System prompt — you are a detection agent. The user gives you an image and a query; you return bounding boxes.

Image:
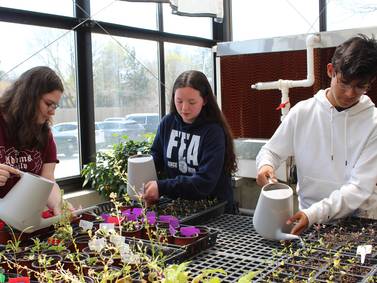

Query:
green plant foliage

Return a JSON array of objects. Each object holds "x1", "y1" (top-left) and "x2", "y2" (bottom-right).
[
  {"x1": 237, "y1": 271, "x2": 258, "y2": 283},
  {"x1": 162, "y1": 261, "x2": 191, "y2": 283},
  {"x1": 81, "y1": 135, "x2": 154, "y2": 198},
  {"x1": 192, "y1": 268, "x2": 227, "y2": 283}
]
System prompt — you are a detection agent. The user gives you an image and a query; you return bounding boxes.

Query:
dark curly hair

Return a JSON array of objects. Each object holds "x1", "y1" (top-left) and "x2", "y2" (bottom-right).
[{"x1": 0, "y1": 66, "x2": 63, "y2": 150}]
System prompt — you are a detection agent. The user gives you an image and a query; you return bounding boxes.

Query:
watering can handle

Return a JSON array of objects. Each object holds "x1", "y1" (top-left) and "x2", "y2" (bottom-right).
[{"x1": 267, "y1": 176, "x2": 278, "y2": 184}]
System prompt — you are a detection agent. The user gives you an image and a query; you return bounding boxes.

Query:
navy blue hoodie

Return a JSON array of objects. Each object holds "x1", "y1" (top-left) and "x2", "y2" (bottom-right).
[{"x1": 151, "y1": 113, "x2": 234, "y2": 212}]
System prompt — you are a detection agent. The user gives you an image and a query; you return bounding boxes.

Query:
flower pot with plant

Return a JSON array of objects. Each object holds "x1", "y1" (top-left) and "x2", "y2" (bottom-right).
[
  {"x1": 173, "y1": 226, "x2": 200, "y2": 246},
  {"x1": 81, "y1": 137, "x2": 154, "y2": 199}
]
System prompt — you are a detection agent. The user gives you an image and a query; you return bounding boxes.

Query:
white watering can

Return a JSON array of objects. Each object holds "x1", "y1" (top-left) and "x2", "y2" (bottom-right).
[
  {"x1": 253, "y1": 180, "x2": 300, "y2": 241},
  {"x1": 0, "y1": 172, "x2": 92, "y2": 233},
  {"x1": 127, "y1": 154, "x2": 157, "y2": 200}
]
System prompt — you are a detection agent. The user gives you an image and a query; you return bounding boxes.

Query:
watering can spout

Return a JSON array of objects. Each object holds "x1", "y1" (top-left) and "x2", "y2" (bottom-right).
[{"x1": 276, "y1": 231, "x2": 300, "y2": 241}]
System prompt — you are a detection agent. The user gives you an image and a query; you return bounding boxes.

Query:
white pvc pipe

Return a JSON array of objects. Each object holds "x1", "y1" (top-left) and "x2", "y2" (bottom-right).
[{"x1": 251, "y1": 34, "x2": 320, "y2": 120}]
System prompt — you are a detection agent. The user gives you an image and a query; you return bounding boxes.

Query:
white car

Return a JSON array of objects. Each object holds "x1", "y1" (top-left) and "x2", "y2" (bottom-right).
[
  {"x1": 104, "y1": 117, "x2": 128, "y2": 122},
  {"x1": 125, "y1": 113, "x2": 160, "y2": 134},
  {"x1": 52, "y1": 122, "x2": 105, "y2": 156}
]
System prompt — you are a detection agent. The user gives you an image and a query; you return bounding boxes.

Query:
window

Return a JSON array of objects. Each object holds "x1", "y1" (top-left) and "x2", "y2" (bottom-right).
[
  {"x1": 163, "y1": 3, "x2": 212, "y2": 39},
  {"x1": 0, "y1": 0, "x2": 73, "y2": 16},
  {"x1": 92, "y1": 34, "x2": 159, "y2": 149},
  {"x1": 327, "y1": 0, "x2": 377, "y2": 31},
  {"x1": 164, "y1": 43, "x2": 214, "y2": 111},
  {"x1": 91, "y1": 0, "x2": 158, "y2": 30},
  {"x1": 232, "y1": 0, "x2": 319, "y2": 41},
  {"x1": 0, "y1": 2, "x2": 216, "y2": 189},
  {"x1": 0, "y1": 22, "x2": 78, "y2": 179}
]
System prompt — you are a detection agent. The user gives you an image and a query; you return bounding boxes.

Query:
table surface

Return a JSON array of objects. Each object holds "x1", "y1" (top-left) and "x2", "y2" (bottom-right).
[
  {"x1": 188, "y1": 214, "x2": 377, "y2": 282},
  {"x1": 188, "y1": 214, "x2": 281, "y2": 281}
]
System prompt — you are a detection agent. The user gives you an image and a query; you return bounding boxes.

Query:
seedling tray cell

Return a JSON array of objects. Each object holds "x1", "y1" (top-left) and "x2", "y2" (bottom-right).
[
  {"x1": 127, "y1": 237, "x2": 186, "y2": 265},
  {"x1": 187, "y1": 250, "x2": 272, "y2": 282},
  {"x1": 156, "y1": 199, "x2": 226, "y2": 225},
  {"x1": 316, "y1": 271, "x2": 365, "y2": 282},
  {"x1": 205, "y1": 214, "x2": 287, "y2": 261}
]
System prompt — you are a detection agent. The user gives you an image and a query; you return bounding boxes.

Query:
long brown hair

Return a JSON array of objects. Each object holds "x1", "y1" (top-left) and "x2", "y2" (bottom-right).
[
  {"x1": 170, "y1": 70, "x2": 237, "y2": 174},
  {"x1": 0, "y1": 66, "x2": 63, "y2": 150}
]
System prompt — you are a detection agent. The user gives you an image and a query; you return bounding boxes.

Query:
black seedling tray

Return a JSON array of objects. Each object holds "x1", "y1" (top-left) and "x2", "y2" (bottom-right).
[
  {"x1": 256, "y1": 253, "x2": 377, "y2": 282},
  {"x1": 170, "y1": 226, "x2": 220, "y2": 261},
  {"x1": 126, "y1": 237, "x2": 186, "y2": 265},
  {"x1": 91, "y1": 198, "x2": 226, "y2": 225},
  {"x1": 188, "y1": 214, "x2": 377, "y2": 282},
  {"x1": 187, "y1": 249, "x2": 270, "y2": 282},
  {"x1": 179, "y1": 201, "x2": 226, "y2": 225}
]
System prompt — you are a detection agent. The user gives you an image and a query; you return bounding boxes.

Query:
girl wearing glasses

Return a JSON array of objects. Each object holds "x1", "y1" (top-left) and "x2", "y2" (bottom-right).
[{"x1": 0, "y1": 66, "x2": 66, "y2": 215}]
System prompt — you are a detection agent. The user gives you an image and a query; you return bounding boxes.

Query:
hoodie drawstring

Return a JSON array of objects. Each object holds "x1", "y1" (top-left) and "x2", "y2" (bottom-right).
[
  {"x1": 344, "y1": 112, "x2": 348, "y2": 166},
  {"x1": 330, "y1": 107, "x2": 348, "y2": 167},
  {"x1": 330, "y1": 107, "x2": 334, "y2": 161}
]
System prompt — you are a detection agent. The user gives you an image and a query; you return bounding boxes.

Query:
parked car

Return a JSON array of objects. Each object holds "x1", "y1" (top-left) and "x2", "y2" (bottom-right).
[
  {"x1": 52, "y1": 122, "x2": 106, "y2": 157},
  {"x1": 104, "y1": 117, "x2": 128, "y2": 122},
  {"x1": 125, "y1": 113, "x2": 160, "y2": 134},
  {"x1": 51, "y1": 122, "x2": 78, "y2": 157},
  {"x1": 101, "y1": 120, "x2": 145, "y2": 146}
]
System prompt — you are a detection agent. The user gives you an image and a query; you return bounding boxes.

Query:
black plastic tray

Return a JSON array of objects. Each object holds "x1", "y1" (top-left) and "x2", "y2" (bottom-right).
[
  {"x1": 126, "y1": 236, "x2": 187, "y2": 265},
  {"x1": 164, "y1": 226, "x2": 220, "y2": 262},
  {"x1": 91, "y1": 199, "x2": 226, "y2": 226},
  {"x1": 187, "y1": 214, "x2": 377, "y2": 282},
  {"x1": 179, "y1": 201, "x2": 226, "y2": 225}
]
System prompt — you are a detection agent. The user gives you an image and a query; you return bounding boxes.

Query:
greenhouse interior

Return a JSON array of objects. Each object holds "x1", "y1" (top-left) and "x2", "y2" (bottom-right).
[{"x1": 1, "y1": 0, "x2": 377, "y2": 282}]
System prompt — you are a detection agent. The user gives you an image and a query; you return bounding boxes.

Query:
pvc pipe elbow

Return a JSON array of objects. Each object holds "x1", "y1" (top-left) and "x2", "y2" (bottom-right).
[{"x1": 306, "y1": 34, "x2": 320, "y2": 47}]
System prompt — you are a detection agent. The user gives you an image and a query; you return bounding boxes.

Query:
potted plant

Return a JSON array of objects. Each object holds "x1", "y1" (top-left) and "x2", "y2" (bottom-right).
[
  {"x1": 81, "y1": 137, "x2": 154, "y2": 198},
  {"x1": 172, "y1": 226, "x2": 200, "y2": 246}
]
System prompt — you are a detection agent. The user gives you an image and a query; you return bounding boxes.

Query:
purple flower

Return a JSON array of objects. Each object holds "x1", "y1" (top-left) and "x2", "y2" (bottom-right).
[
  {"x1": 158, "y1": 215, "x2": 180, "y2": 228},
  {"x1": 169, "y1": 216, "x2": 179, "y2": 228},
  {"x1": 121, "y1": 209, "x2": 131, "y2": 218},
  {"x1": 180, "y1": 226, "x2": 200, "y2": 237},
  {"x1": 127, "y1": 214, "x2": 137, "y2": 222},
  {"x1": 146, "y1": 211, "x2": 156, "y2": 225},
  {"x1": 101, "y1": 213, "x2": 110, "y2": 222},
  {"x1": 169, "y1": 224, "x2": 177, "y2": 236},
  {"x1": 132, "y1": 207, "x2": 143, "y2": 218},
  {"x1": 159, "y1": 215, "x2": 171, "y2": 223}
]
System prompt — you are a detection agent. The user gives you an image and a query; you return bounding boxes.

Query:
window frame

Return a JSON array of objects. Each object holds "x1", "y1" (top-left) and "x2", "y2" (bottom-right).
[{"x1": 0, "y1": 1, "x2": 221, "y2": 192}]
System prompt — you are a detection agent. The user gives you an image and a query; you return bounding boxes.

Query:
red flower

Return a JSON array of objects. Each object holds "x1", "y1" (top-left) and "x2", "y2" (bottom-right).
[
  {"x1": 48, "y1": 237, "x2": 61, "y2": 246},
  {"x1": 107, "y1": 216, "x2": 123, "y2": 225},
  {"x1": 9, "y1": 278, "x2": 30, "y2": 283},
  {"x1": 42, "y1": 209, "x2": 54, "y2": 219}
]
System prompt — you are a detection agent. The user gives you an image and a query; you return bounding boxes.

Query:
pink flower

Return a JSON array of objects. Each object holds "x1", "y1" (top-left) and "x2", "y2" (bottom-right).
[{"x1": 180, "y1": 226, "x2": 200, "y2": 237}]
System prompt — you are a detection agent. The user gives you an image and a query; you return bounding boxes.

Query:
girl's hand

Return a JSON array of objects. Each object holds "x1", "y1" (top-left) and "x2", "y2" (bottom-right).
[
  {"x1": 143, "y1": 181, "x2": 159, "y2": 206},
  {"x1": 0, "y1": 164, "x2": 20, "y2": 187}
]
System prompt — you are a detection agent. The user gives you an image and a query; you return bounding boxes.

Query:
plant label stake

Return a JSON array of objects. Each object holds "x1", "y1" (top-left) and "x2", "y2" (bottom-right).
[
  {"x1": 79, "y1": 219, "x2": 93, "y2": 231},
  {"x1": 99, "y1": 222, "x2": 115, "y2": 232},
  {"x1": 356, "y1": 244, "x2": 372, "y2": 264},
  {"x1": 110, "y1": 234, "x2": 126, "y2": 247}
]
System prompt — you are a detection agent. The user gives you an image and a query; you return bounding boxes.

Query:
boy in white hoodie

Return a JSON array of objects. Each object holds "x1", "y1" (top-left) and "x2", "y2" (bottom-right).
[{"x1": 256, "y1": 34, "x2": 377, "y2": 235}]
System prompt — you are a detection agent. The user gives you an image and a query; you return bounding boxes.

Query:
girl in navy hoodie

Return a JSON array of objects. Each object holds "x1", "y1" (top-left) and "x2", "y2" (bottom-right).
[{"x1": 143, "y1": 70, "x2": 237, "y2": 213}]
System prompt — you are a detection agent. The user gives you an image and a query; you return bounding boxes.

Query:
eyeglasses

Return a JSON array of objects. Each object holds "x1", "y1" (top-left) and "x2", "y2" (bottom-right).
[
  {"x1": 43, "y1": 99, "x2": 59, "y2": 110},
  {"x1": 334, "y1": 73, "x2": 370, "y2": 95}
]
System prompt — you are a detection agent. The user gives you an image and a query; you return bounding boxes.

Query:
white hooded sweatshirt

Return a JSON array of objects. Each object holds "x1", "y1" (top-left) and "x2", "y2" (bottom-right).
[{"x1": 256, "y1": 89, "x2": 377, "y2": 226}]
